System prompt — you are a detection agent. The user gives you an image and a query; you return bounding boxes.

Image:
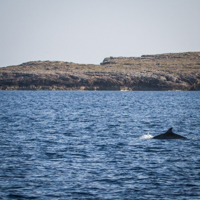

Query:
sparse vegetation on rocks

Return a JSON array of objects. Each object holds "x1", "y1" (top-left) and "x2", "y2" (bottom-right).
[{"x1": 0, "y1": 52, "x2": 200, "y2": 90}]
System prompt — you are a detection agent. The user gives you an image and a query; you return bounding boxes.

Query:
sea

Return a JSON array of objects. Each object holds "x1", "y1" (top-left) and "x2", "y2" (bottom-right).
[{"x1": 0, "y1": 91, "x2": 200, "y2": 200}]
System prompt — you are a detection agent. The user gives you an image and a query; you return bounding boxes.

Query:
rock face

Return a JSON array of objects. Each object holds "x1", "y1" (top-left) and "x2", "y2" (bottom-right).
[{"x1": 0, "y1": 52, "x2": 200, "y2": 90}]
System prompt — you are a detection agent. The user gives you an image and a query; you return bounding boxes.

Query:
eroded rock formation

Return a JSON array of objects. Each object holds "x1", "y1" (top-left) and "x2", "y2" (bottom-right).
[{"x1": 0, "y1": 52, "x2": 200, "y2": 90}]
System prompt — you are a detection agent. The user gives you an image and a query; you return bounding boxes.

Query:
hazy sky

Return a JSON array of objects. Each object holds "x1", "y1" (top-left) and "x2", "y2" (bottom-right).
[{"x1": 0, "y1": 0, "x2": 200, "y2": 67}]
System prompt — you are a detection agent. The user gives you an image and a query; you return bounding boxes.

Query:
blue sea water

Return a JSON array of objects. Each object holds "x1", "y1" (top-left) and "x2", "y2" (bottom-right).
[{"x1": 0, "y1": 91, "x2": 200, "y2": 200}]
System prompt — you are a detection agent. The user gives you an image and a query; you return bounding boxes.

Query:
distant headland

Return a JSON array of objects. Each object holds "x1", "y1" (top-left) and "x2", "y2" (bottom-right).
[{"x1": 0, "y1": 52, "x2": 200, "y2": 91}]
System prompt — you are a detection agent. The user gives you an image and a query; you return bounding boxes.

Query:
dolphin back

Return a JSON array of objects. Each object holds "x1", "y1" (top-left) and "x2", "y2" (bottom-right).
[{"x1": 153, "y1": 128, "x2": 187, "y2": 139}]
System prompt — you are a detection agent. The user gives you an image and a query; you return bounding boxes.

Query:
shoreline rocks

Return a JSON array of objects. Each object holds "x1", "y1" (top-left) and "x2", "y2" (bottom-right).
[{"x1": 0, "y1": 52, "x2": 200, "y2": 91}]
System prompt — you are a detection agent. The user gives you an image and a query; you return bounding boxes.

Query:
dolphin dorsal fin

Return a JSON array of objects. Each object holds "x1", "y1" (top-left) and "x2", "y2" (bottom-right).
[{"x1": 166, "y1": 127, "x2": 173, "y2": 134}]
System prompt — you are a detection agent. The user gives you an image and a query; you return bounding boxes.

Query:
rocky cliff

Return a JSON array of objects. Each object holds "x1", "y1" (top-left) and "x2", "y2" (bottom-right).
[{"x1": 0, "y1": 52, "x2": 200, "y2": 90}]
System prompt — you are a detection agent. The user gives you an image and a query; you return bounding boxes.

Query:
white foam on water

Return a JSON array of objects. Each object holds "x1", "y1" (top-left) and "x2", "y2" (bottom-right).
[{"x1": 140, "y1": 133, "x2": 153, "y2": 139}]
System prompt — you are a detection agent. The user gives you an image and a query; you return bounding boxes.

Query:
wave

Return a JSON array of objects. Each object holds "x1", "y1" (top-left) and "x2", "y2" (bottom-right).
[{"x1": 140, "y1": 133, "x2": 153, "y2": 139}]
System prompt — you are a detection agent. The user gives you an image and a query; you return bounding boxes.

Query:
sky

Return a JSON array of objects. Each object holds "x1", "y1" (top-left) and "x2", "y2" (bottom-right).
[{"x1": 0, "y1": 0, "x2": 200, "y2": 67}]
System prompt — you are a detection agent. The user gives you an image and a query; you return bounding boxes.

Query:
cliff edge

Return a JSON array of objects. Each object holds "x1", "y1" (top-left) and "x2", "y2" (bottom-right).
[{"x1": 0, "y1": 52, "x2": 200, "y2": 90}]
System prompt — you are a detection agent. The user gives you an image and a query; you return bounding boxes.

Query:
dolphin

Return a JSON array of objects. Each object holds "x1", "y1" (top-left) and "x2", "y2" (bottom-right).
[{"x1": 153, "y1": 128, "x2": 187, "y2": 139}]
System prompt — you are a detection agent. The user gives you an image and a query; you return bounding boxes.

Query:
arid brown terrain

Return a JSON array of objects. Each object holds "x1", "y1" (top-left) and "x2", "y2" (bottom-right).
[{"x1": 0, "y1": 52, "x2": 200, "y2": 90}]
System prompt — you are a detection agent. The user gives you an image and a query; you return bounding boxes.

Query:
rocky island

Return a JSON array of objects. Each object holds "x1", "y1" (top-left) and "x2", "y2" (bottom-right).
[{"x1": 0, "y1": 52, "x2": 200, "y2": 90}]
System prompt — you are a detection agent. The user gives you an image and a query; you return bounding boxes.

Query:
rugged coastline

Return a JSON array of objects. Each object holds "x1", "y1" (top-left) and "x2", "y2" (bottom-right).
[{"x1": 0, "y1": 52, "x2": 200, "y2": 91}]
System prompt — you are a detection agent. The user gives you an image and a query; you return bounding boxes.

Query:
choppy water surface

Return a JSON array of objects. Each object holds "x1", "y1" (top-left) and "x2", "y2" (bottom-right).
[{"x1": 0, "y1": 91, "x2": 200, "y2": 199}]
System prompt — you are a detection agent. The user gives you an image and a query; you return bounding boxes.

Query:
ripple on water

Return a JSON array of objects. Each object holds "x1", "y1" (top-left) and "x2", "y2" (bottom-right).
[{"x1": 0, "y1": 91, "x2": 200, "y2": 199}]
